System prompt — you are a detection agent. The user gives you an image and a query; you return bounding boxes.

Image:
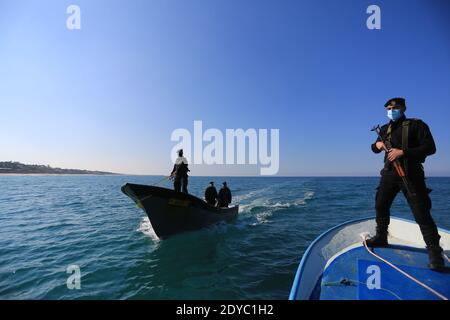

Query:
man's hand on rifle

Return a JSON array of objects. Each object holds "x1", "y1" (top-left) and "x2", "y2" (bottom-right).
[
  {"x1": 387, "y1": 148, "x2": 404, "y2": 161},
  {"x1": 376, "y1": 141, "x2": 387, "y2": 151}
]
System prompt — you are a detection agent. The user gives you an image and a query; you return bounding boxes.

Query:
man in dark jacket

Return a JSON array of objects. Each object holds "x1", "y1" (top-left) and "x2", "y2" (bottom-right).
[
  {"x1": 367, "y1": 97, "x2": 444, "y2": 270},
  {"x1": 217, "y1": 182, "x2": 232, "y2": 208},
  {"x1": 204, "y1": 182, "x2": 218, "y2": 206},
  {"x1": 170, "y1": 149, "x2": 189, "y2": 194}
]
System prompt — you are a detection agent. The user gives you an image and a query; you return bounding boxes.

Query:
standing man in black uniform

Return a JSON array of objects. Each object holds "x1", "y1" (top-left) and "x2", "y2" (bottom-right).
[
  {"x1": 205, "y1": 182, "x2": 218, "y2": 206},
  {"x1": 217, "y1": 182, "x2": 232, "y2": 208},
  {"x1": 367, "y1": 97, "x2": 444, "y2": 271},
  {"x1": 170, "y1": 149, "x2": 190, "y2": 194}
]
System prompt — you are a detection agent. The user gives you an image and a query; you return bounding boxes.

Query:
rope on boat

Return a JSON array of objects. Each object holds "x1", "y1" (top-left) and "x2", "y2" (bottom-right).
[
  {"x1": 154, "y1": 176, "x2": 170, "y2": 186},
  {"x1": 445, "y1": 253, "x2": 450, "y2": 264},
  {"x1": 361, "y1": 236, "x2": 448, "y2": 301}
]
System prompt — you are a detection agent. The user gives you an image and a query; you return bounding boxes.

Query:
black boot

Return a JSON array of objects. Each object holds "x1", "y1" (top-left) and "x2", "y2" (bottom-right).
[
  {"x1": 427, "y1": 246, "x2": 445, "y2": 271},
  {"x1": 365, "y1": 226, "x2": 388, "y2": 247}
]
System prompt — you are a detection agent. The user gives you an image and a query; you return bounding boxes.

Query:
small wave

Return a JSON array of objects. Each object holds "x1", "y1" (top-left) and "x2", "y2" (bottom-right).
[
  {"x1": 304, "y1": 191, "x2": 315, "y2": 200},
  {"x1": 233, "y1": 186, "x2": 272, "y2": 203},
  {"x1": 239, "y1": 190, "x2": 314, "y2": 213},
  {"x1": 238, "y1": 190, "x2": 315, "y2": 226},
  {"x1": 271, "y1": 201, "x2": 295, "y2": 208},
  {"x1": 255, "y1": 211, "x2": 273, "y2": 224},
  {"x1": 137, "y1": 217, "x2": 160, "y2": 243}
]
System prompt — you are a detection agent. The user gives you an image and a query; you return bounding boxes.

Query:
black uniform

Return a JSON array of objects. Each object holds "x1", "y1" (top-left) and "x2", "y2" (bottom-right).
[
  {"x1": 205, "y1": 185, "x2": 218, "y2": 206},
  {"x1": 217, "y1": 186, "x2": 232, "y2": 208},
  {"x1": 171, "y1": 160, "x2": 189, "y2": 194},
  {"x1": 371, "y1": 115, "x2": 441, "y2": 250}
]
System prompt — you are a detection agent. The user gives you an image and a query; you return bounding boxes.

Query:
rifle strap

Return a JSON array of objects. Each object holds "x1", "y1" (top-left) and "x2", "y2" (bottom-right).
[
  {"x1": 384, "y1": 124, "x2": 393, "y2": 171},
  {"x1": 386, "y1": 123, "x2": 393, "y2": 141},
  {"x1": 402, "y1": 120, "x2": 410, "y2": 175}
]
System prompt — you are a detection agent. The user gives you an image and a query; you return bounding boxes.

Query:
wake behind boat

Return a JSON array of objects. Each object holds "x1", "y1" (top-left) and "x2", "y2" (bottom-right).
[
  {"x1": 121, "y1": 183, "x2": 239, "y2": 239},
  {"x1": 289, "y1": 217, "x2": 450, "y2": 300}
]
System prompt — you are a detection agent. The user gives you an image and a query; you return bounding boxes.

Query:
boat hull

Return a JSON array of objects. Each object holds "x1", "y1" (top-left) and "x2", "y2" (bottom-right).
[{"x1": 122, "y1": 183, "x2": 239, "y2": 239}]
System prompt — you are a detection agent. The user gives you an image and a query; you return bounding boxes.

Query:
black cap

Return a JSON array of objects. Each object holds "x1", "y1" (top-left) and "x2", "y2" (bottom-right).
[
  {"x1": 384, "y1": 97, "x2": 406, "y2": 108},
  {"x1": 209, "y1": 181, "x2": 214, "y2": 185},
  {"x1": 223, "y1": 181, "x2": 227, "y2": 186}
]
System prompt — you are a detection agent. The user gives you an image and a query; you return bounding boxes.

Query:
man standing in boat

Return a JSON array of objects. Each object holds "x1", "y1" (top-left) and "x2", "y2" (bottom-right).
[
  {"x1": 205, "y1": 181, "x2": 218, "y2": 206},
  {"x1": 170, "y1": 149, "x2": 190, "y2": 194},
  {"x1": 367, "y1": 97, "x2": 445, "y2": 271},
  {"x1": 217, "y1": 182, "x2": 232, "y2": 208}
]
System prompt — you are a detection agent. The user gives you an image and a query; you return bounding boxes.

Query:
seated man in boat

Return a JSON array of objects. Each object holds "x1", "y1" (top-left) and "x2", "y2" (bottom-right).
[
  {"x1": 217, "y1": 182, "x2": 232, "y2": 208},
  {"x1": 368, "y1": 97, "x2": 444, "y2": 271},
  {"x1": 204, "y1": 181, "x2": 218, "y2": 206},
  {"x1": 170, "y1": 149, "x2": 190, "y2": 194}
]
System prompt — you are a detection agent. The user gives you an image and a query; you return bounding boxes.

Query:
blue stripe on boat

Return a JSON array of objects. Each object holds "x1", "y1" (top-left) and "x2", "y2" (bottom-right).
[{"x1": 319, "y1": 246, "x2": 450, "y2": 300}]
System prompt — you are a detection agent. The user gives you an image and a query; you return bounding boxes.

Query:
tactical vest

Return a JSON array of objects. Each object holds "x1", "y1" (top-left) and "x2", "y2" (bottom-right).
[{"x1": 385, "y1": 119, "x2": 411, "y2": 175}]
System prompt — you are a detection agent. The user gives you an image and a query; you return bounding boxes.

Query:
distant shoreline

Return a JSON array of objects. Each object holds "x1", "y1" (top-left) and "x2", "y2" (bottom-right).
[
  {"x1": 0, "y1": 161, "x2": 119, "y2": 175},
  {"x1": 0, "y1": 173, "x2": 121, "y2": 176}
]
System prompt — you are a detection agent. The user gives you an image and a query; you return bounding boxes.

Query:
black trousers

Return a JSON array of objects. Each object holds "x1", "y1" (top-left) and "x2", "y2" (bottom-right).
[
  {"x1": 174, "y1": 176, "x2": 188, "y2": 194},
  {"x1": 375, "y1": 171, "x2": 441, "y2": 249}
]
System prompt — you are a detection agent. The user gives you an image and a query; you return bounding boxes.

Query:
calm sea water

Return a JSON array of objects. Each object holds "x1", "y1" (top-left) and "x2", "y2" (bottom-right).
[{"x1": 0, "y1": 176, "x2": 449, "y2": 300}]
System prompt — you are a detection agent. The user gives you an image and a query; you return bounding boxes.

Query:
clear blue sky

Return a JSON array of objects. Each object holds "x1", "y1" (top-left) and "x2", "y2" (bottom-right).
[{"x1": 1, "y1": 0, "x2": 449, "y2": 175}]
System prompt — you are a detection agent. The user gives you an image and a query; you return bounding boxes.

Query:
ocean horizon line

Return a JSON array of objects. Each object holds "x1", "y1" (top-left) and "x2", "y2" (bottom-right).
[{"x1": 1, "y1": 173, "x2": 450, "y2": 178}]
